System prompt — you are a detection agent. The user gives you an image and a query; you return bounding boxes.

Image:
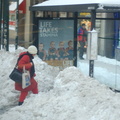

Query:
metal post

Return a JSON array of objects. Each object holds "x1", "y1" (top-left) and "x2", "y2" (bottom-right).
[
  {"x1": 3, "y1": 0, "x2": 9, "y2": 51},
  {"x1": 15, "y1": 0, "x2": 19, "y2": 49},
  {"x1": 74, "y1": 12, "x2": 78, "y2": 67},
  {"x1": 32, "y1": 11, "x2": 38, "y2": 46},
  {"x1": 89, "y1": 10, "x2": 96, "y2": 77},
  {"x1": 0, "y1": 0, "x2": 2, "y2": 50}
]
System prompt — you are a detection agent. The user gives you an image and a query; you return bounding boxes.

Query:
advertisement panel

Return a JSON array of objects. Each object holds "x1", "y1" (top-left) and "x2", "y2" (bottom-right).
[{"x1": 38, "y1": 20, "x2": 74, "y2": 68}]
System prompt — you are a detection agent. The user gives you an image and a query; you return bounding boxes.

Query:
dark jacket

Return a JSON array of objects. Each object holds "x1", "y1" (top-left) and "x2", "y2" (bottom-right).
[{"x1": 77, "y1": 27, "x2": 87, "y2": 42}]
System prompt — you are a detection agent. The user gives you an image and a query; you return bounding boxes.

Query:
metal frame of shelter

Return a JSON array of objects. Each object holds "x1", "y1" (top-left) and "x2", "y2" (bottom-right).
[{"x1": 30, "y1": 1, "x2": 120, "y2": 77}]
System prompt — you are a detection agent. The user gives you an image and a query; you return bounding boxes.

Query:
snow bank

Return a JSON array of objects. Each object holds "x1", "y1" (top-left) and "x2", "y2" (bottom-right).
[{"x1": 1, "y1": 45, "x2": 120, "y2": 120}]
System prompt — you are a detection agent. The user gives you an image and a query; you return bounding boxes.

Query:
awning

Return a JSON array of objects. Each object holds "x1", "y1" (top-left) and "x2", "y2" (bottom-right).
[
  {"x1": 30, "y1": 0, "x2": 120, "y2": 13},
  {"x1": 9, "y1": 0, "x2": 26, "y2": 14}
]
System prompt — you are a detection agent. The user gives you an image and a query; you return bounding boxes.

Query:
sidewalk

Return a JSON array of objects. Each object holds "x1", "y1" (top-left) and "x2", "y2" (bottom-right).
[{"x1": 77, "y1": 55, "x2": 120, "y2": 90}]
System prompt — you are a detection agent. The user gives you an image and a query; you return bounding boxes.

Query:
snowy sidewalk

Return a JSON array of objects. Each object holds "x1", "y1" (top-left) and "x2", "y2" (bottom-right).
[{"x1": 78, "y1": 56, "x2": 120, "y2": 90}]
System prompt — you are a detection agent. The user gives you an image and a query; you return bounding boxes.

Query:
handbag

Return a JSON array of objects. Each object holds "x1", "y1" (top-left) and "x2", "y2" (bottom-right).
[
  {"x1": 22, "y1": 67, "x2": 31, "y2": 89},
  {"x1": 9, "y1": 53, "x2": 30, "y2": 84},
  {"x1": 9, "y1": 68, "x2": 22, "y2": 83}
]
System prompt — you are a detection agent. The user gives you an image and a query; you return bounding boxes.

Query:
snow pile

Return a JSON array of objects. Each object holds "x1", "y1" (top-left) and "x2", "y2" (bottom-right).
[
  {"x1": 0, "y1": 45, "x2": 59, "y2": 107},
  {"x1": 0, "y1": 45, "x2": 120, "y2": 120}
]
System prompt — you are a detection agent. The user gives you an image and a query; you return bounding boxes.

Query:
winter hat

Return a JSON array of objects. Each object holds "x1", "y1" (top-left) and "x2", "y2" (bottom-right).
[{"x1": 27, "y1": 45, "x2": 37, "y2": 54}]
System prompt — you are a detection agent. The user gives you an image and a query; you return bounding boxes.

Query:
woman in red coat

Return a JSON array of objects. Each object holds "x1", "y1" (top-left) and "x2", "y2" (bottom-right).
[{"x1": 15, "y1": 45, "x2": 38, "y2": 105}]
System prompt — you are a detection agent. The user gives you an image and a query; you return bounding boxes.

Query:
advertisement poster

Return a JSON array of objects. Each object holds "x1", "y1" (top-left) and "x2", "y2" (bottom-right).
[{"x1": 38, "y1": 20, "x2": 74, "y2": 67}]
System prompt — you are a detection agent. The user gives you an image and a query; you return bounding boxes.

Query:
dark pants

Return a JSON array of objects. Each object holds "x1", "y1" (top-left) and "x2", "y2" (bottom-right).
[{"x1": 79, "y1": 41, "x2": 85, "y2": 58}]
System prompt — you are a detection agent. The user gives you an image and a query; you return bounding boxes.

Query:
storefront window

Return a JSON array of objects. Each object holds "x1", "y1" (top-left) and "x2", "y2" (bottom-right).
[
  {"x1": 68, "y1": 12, "x2": 73, "y2": 17},
  {"x1": 11, "y1": 15, "x2": 15, "y2": 21},
  {"x1": 77, "y1": 19, "x2": 91, "y2": 31},
  {"x1": 59, "y1": 12, "x2": 67, "y2": 17},
  {"x1": 96, "y1": 13, "x2": 114, "y2": 18},
  {"x1": 52, "y1": 12, "x2": 58, "y2": 17},
  {"x1": 78, "y1": 12, "x2": 91, "y2": 18}
]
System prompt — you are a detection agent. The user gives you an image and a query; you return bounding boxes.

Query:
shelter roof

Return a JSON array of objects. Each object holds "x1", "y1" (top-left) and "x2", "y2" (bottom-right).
[{"x1": 30, "y1": 0, "x2": 120, "y2": 13}]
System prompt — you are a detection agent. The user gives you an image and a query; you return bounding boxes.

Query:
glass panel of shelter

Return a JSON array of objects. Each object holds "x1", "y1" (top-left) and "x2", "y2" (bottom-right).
[
  {"x1": 77, "y1": 16, "x2": 120, "y2": 91},
  {"x1": 24, "y1": 9, "x2": 120, "y2": 91},
  {"x1": 95, "y1": 19, "x2": 120, "y2": 91}
]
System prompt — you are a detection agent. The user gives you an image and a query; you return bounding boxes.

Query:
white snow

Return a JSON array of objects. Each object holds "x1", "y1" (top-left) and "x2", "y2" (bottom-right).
[
  {"x1": 34, "y1": 0, "x2": 120, "y2": 7},
  {"x1": 0, "y1": 44, "x2": 120, "y2": 120}
]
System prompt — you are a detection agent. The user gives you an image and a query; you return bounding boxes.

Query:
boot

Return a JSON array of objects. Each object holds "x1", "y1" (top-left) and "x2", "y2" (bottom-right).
[{"x1": 18, "y1": 102, "x2": 23, "y2": 106}]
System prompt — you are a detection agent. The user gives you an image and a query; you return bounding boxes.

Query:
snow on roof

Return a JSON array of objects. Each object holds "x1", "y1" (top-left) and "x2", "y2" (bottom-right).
[
  {"x1": 31, "y1": 0, "x2": 120, "y2": 12},
  {"x1": 33, "y1": 0, "x2": 120, "y2": 7}
]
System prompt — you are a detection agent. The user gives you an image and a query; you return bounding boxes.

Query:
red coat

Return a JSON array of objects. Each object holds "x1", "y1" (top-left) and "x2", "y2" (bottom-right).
[{"x1": 15, "y1": 52, "x2": 38, "y2": 92}]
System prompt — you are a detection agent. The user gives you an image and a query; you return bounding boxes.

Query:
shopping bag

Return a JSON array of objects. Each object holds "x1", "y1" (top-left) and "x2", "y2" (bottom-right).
[
  {"x1": 22, "y1": 67, "x2": 31, "y2": 89},
  {"x1": 9, "y1": 68, "x2": 22, "y2": 83}
]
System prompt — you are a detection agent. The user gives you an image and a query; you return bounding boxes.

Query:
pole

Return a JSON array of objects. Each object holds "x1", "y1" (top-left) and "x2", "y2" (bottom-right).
[
  {"x1": 89, "y1": 10, "x2": 96, "y2": 77},
  {"x1": 0, "y1": 0, "x2": 2, "y2": 50},
  {"x1": 3, "y1": 0, "x2": 9, "y2": 51},
  {"x1": 15, "y1": 0, "x2": 19, "y2": 49},
  {"x1": 74, "y1": 12, "x2": 78, "y2": 67},
  {"x1": 32, "y1": 11, "x2": 38, "y2": 46}
]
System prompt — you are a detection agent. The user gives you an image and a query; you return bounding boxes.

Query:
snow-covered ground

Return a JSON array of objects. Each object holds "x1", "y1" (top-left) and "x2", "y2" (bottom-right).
[
  {"x1": 78, "y1": 54, "x2": 120, "y2": 90},
  {"x1": 0, "y1": 44, "x2": 120, "y2": 120}
]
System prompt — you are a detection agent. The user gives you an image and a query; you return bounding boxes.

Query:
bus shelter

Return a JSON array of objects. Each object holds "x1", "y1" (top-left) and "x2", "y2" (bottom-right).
[
  {"x1": 26, "y1": 0, "x2": 120, "y2": 90},
  {"x1": 30, "y1": 0, "x2": 120, "y2": 72}
]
